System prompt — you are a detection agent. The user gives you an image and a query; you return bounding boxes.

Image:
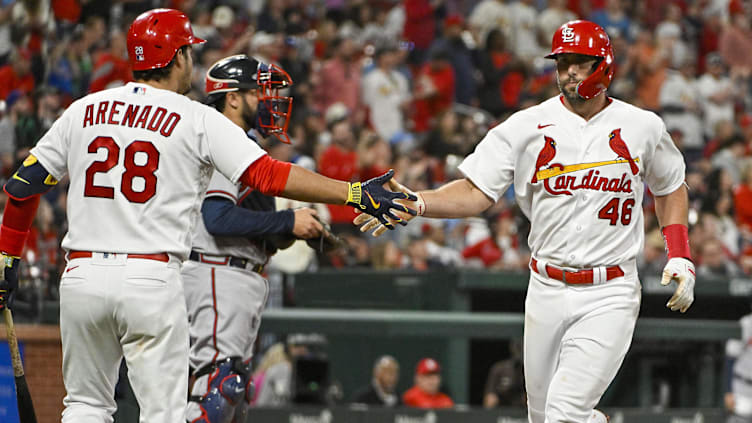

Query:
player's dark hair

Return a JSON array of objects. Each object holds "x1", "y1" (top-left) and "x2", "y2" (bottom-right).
[
  {"x1": 132, "y1": 45, "x2": 189, "y2": 82},
  {"x1": 212, "y1": 95, "x2": 228, "y2": 113}
]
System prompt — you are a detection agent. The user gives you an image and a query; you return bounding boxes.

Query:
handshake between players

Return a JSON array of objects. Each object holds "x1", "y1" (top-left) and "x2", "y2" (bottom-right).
[{"x1": 354, "y1": 176, "x2": 695, "y2": 315}]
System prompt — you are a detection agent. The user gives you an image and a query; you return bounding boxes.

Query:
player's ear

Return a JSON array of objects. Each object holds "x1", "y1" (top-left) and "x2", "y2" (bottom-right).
[
  {"x1": 171, "y1": 47, "x2": 185, "y2": 72},
  {"x1": 226, "y1": 91, "x2": 241, "y2": 109},
  {"x1": 175, "y1": 45, "x2": 191, "y2": 67}
]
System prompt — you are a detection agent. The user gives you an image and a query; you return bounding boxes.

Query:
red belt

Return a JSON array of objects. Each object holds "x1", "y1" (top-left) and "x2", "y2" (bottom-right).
[
  {"x1": 69, "y1": 251, "x2": 170, "y2": 262},
  {"x1": 530, "y1": 258, "x2": 624, "y2": 285}
]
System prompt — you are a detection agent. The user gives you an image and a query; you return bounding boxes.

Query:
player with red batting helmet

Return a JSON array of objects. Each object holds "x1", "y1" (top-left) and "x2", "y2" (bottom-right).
[
  {"x1": 128, "y1": 8, "x2": 205, "y2": 72},
  {"x1": 357, "y1": 20, "x2": 693, "y2": 423},
  {"x1": 545, "y1": 20, "x2": 614, "y2": 100},
  {"x1": 0, "y1": 8, "x2": 415, "y2": 422}
]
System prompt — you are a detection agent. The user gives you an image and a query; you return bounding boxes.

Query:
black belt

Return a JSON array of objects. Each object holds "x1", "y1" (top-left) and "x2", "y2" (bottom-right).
[
  {"x1": 736, "y1": 372, "x2": 752, "y2": 386},
  {"x1": 189, "y1": 251, "x2": 264, "y2": 274}
]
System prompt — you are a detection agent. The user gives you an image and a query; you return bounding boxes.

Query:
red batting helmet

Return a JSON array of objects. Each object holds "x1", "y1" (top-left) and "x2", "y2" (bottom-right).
[
  {"x1": 127, "y1": 8, "x2": 205, "y2": 71},
  {"x1": 545, "y1": 20, "x2": 614, "y2": 99}
]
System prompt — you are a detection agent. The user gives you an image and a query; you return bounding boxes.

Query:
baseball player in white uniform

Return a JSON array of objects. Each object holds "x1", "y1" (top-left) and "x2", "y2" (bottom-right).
[
  {"x1": 726, "y1": 313, "x2": 752, "y2": 423},
  {"x1": 356, "y1": 20, "x2": 695, "y2": 423},
  {"x1": 0, "y1": 9, "x2": 414, "y2": 423},
  {"x1": 183, "y1": 54, "x2": 325, "y2": 423}
]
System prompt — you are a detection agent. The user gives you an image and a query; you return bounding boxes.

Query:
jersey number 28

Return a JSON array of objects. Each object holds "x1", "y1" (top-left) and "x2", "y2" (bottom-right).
[{"x1": 84, "y1": 136, "x2": 160, "y2": 203}]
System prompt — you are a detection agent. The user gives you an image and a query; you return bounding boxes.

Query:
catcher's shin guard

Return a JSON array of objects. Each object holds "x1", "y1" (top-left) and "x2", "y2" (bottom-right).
[
  {"x1": 186, "y1": 358, "x2": 251, "y2": 423},
  {"x1": 232, "y1": 377, "x2": 255, "y2": 423}
]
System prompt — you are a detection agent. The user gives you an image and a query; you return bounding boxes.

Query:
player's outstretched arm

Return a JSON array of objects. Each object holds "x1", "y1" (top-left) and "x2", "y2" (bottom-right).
[
  {"x1": 655, "y1": 184, "x2": 695, "y2": 313},
  {"x1": 355, "y1": 178, "x2": 495, "y2": 237},
  {"x1": 238, "y1": 157, "x2": 416, "y2": 226},
  {"x1": 279, "y1": 164, "x2": 350, "y2": 204},
  {"x1": 282, "y1": 166, "x2": 417, "y2": 229},
  {"x1": 419, "y1": 178, "x2": 495, "y2": 219}
]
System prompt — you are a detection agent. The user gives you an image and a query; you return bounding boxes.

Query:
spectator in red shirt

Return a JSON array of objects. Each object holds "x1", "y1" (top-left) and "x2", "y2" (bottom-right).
[
  {"x1": 697, "y1": 10, "x2": 723, "y2": 73},
  {"x1": 478, "y1": 29, "x2": 528, "y2": 117},
  {"x1": 88, "y1": 30, "x2": 131, "y2": 93},
  {"x1": 0, "y1": 47, "x2": 35, "y2": 100},
  {"x1": 719, "y1": 11, "x2": 752, "y2": 80},
  {"x1": 318, "y1": 117, "x2": 360, "y2": 225},
  {"x1": 402, "y1": 358, "x2": 454, "y2": 409},
  {"x1": 403, "y1": 0, "x2": 442, "y2": 65},
  {"x1": 312, "y1": 37, "x2": 363, "y2": 120},
  {"x1": 412, "y1": 48, "x2": 455, "y2": 133},
  {"x1": 735, "y1": 162, "x2": 752, "y2": 237}
]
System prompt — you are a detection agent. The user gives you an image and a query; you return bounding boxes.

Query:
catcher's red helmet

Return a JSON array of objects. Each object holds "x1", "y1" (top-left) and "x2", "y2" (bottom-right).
[
  {"x1": 127, "y1": 8, "x2": 205, "y2": 71},
  {"x1": 545, "y1": 20, "x2": 614, "y2": 99}
]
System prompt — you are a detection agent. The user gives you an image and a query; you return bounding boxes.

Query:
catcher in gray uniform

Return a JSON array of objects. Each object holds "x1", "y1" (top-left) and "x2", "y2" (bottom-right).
[{"x1": 183, "y1": 55, "x2": 342, "y2": 423}]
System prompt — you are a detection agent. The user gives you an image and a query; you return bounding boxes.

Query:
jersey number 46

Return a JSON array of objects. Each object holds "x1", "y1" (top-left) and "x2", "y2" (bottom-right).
[
  {"x1": 84, "y1": 136, "x2": 160, "y2": 203},
  {"x1": 598, "y1": 198, "x2": 635, "y2": 226}
]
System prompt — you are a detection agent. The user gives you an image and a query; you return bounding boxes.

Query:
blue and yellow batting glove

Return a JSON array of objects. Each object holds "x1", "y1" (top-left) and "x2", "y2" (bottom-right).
[{"x1": 346, "y1": 170, "x2": 417, "y2": 229}]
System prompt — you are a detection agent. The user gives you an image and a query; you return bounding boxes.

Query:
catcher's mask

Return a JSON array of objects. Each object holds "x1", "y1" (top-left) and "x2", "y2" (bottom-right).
[{"x1": 205, "y1": 55, "x2": 294, "y2": 143}]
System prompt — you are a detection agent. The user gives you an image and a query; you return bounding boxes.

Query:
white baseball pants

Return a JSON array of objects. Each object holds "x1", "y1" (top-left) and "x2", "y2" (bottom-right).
[
  {"x1": 524, "y1": 261, "x2": 641, "y2": 423},
  {"x1": 59, "y1": 253, "x2": 188, "y2": 423}
]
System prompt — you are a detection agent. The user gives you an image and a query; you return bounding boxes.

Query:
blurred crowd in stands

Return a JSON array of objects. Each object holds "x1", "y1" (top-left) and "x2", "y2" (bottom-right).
[
  {"x1": 3, "y1": 0, "x2": 752, "y2": 305},
  {"x1": 250, "y1": 333, "x2": 462, "y2": 409},
  {"x1": 248, "y1": 333, "x2": 525, "y2": 409}
]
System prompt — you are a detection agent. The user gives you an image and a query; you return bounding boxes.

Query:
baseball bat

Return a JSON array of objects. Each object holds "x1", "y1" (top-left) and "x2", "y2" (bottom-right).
[{"x1": 3, "y1": 308, "x2": 38, "y2": 423}]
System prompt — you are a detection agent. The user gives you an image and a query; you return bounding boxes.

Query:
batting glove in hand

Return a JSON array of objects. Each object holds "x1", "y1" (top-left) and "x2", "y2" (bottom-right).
[
  {"x1": 354, "y1": 179, "x2": 425, "y2": 237},
  {"x1": 347, "y1": 170, "x2": 417, "y2": 229},
  {"x1": 0, "y1": 254, "x2": 20, "y2": 311},
  {"x1": 660, "y1": 257, "x2": 695, "y2": 313}
]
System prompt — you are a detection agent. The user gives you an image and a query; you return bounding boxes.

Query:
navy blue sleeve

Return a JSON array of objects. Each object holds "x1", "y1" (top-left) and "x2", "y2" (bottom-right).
[
  {"x1": 201, "y1": 197, "x2": 295, "y2": 237},
  {"x1": 725, "y1": 356, "x2": 736, "y2": 392},
  {"x1": 5, "y1": 157, "x2": 58, "y2": 200}
]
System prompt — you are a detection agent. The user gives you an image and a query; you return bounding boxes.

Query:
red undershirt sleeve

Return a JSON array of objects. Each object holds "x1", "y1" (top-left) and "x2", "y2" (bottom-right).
[
  {"x1": 238, "y1": 155, "x2": 292, "y2": 196},
  {"x1": 0, "y1": 195, "x2": 41, "y2": 256}
]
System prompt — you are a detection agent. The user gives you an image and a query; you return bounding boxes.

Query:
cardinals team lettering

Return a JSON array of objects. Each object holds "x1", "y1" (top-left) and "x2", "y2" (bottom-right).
[
  {"x1": 532, "y1": 129, "x2": 639, "y2": 196},
  {"x1": 543, "y1": 168, "x2": 632, "y2": 196},
  {"x1": 83, "y1": 101, "x2": 181, "y2": 137}
]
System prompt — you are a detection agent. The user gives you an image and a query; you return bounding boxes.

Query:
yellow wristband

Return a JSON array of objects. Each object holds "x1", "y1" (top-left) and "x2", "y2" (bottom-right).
[
  {"x1": 1, "y1": 254, "x2": 18, "y2": 267},
  {"x1": 346, "y1": 182, "x2": 362, "y2": 206}
]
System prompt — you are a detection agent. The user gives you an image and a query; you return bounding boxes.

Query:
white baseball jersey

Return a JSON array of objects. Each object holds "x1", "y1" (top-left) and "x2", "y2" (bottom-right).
[
  {"x1": 190, "y1": 169, "x2": 267, "y2": 262},
  {"x1": 730, "y1": 314, "x2": 752, "y2": 408},
  {"x1": 361, "y1": 67, "x2": 409, "y2": 141},
  {"x1": 458, "y1": 95, "x2": 685, "y2": 268},
  {"x1": 30, "y1": 82, "x2": 266, "y2": 260}
]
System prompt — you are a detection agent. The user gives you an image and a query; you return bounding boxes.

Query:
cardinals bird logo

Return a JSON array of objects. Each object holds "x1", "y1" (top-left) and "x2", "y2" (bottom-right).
[
  {"x1": 608, "y1": 129, "x2": 639, "y2": 175},
  {"x1": 531, "y1": 136, "x2": 557, "y2": 184}
]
